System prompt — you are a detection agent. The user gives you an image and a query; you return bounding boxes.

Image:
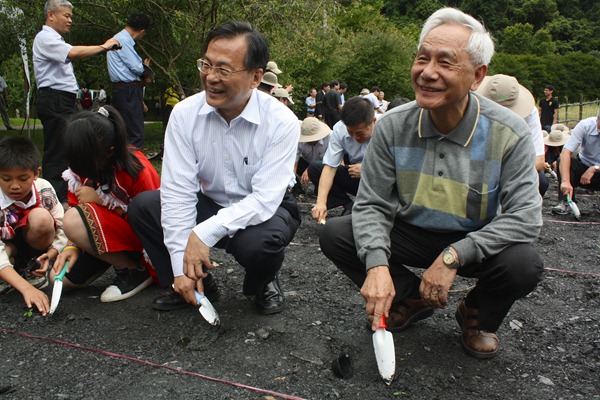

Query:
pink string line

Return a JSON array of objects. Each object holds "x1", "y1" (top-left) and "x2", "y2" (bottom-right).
[
  {"x1": 0, "y1": 328, "x2": 307, "y2": 400},
  {"x1": 544, "y1": 267, "x2": 600, "y2": 277},
  {"x1": 543, "y1": 218, "x2": 600, "y2": 225}
]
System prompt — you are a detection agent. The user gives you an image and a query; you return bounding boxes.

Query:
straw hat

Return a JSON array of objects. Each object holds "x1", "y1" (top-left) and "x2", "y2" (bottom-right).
[
  {"x1": 551, "y1": 123, "x2": 570, "y2": 133},
  {"x1": 475, "y1": 74, "x2": 535, "y2": 118},
  {"x1": 544, "y1": 129, "x2": 570, "y2": 147},
  {"x1": 299, "y1": 117, "x2": 331, "y2": 143}
]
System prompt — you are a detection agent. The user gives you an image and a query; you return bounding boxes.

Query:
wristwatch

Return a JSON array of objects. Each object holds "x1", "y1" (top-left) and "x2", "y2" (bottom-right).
[
  {"x1": 442, "y1": 247, "x2": 460, "y2": 269},
  {"x1": 594, "y1": 165, "x2": 599, "y2": 173}
]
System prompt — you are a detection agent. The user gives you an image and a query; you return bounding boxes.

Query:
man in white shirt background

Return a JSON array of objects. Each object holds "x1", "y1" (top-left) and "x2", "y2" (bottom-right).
[{"x1": 129, "y1": 21, "x2": 301, "y2": 316}]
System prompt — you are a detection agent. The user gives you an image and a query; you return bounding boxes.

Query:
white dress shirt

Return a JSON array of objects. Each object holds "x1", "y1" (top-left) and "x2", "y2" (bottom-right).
[
  {"x1": 32, "y1": 25, "x2": 77, "y2": 93},
  {"x1": 161, "y1": 89, "x2": 300, "y2": 277}
]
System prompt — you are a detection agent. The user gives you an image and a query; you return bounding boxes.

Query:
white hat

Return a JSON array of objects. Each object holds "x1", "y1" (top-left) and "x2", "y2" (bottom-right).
[
  {"x1": 475, "y1": 74, "x2": 534, "y2": 118},
  {"x1": 273, "y1": 88, "x2": 293, "y2": 104},
  {"x1": 544, "y1": 130, "x2": 570, "y2": 147},
  {"x1": 299, "y1": 117, "x2": 331, "y2": 143},
  {"x1": 266, "y1": 61, "x2": 282, "y2": 74}
]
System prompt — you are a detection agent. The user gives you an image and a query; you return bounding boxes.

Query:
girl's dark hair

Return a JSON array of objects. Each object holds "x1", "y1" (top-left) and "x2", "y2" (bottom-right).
[{"x1": 63, "y1": 105, "x2": 142, "y2": 187}]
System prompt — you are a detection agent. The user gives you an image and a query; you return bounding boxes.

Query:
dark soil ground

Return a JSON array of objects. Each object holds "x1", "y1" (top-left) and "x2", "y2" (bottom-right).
[{"x1": 1, "y1": 179, "x2": 599, "y2": 400}]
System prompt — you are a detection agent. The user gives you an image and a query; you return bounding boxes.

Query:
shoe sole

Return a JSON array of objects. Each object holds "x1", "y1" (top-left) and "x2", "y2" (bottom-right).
[
  {"x1": 256, "y1": 301, "x2": 285, "y2": 315},
  {"x1": 100, "y1": 277, "x2": 153, "y2": 303},
  {"x1": 455, "y1": 308, "x2": 498, "y2": 359}
]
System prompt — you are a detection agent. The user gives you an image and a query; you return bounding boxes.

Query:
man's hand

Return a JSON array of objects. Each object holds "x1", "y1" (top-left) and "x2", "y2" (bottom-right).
[
  {"x1": 100, "y1": 38, "x2": 120, "y2": 51},
  {"x1": 301, "y1": 169, "x2": 310, "y2": 185},
  {"x1": 172, "y1": 274, "x2": 198, "y2": 305},
  {"x1": 311, "y1": 201, "x2": 328, "y2": 224},
  {"x1": 560, "y1": 181, "x2": 574, "y2": 199},
  {"x1": 348, "y1": 163, "x2": 362, "y2": 179},
  {"x1": 361, "y1": 266, "x2": 396, "y2": 331},
  {"x1": 183, "y1": 232, "x2": 214, "y2": 281},
  {"x1": 580, "y1": 167, "x2": 596, "y2": 186},
  {"x1": 419, "y1": 254, "x2": 458, "y2": 309}
]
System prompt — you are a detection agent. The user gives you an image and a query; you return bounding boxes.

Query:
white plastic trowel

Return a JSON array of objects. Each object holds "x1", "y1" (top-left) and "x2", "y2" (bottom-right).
[
  {"x1": 49, "y1": 261, "x2": 69, "y2": 315},
  {"x1": 194, "y1": 290, "x2": 220, "y2": 326},
  {"x1": 372, "y1": 315, "x2": 396, "y2": 384},
  {"x1": 566, "y1": 194, "x2": 581, "y2": 220}
]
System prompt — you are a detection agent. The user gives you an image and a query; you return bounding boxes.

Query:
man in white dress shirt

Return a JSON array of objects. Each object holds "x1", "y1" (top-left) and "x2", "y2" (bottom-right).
[{"x1": 129, "y1": 21, "x2": 301, "y2": 315}]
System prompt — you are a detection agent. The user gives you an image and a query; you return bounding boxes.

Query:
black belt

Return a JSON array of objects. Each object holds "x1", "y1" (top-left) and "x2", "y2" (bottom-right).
[
  {"x1": 38, "y1": 87, "x2": 76, "y2": 96},
  {"x1": 112, "y1": 81, "x2": 144, "y2": 86}
]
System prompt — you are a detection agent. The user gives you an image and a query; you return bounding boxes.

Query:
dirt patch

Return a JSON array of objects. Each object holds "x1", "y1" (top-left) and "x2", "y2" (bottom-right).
[{"x1": 1, "y1": 181, "x2": 599, "y2": 399}]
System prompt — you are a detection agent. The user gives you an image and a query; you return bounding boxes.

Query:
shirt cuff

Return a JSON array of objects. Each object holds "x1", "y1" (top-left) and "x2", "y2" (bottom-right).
[
  {"x1": 364, "y1": 249, "x2": 389, "y2": 271},
  {"x1": 192, "y1": 216, "x2": 229, "y2": 248},
  {"x1": 451, "y1": 236, "x2": 478, "y2": 267}
]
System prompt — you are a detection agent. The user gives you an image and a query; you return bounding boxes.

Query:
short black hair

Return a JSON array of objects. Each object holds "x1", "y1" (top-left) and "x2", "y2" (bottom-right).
[
  {"x1": 387, "y1": 97, "x2": 411, "y2": 111},
  {"x1": 0, "y1": 136, "x2": 40, "y2": 173},
  {"x1": 127, "y1": 12, "x2": 151, "y2": 30},
  {"x1": 545, "y1": 84, "x2": 555, "y2": 91},
  {"x1": 330, "y1": 80, "x2": 339, "y2": 87},
  {"x1": 339, "y1": 82, "x2": 348, "y2": 90},
  {"x1": 203, "y1": 21, "x2": 269, "y2": 71},
  {"x1": 341, "y1": 96, "x2": 374, "y2": 127},
  {"x1": 321, "y1": 82, "x2": 330, "y2": 89},
  {"x1": 371, "y1": 86, "x2": 380, "y2": 93}
]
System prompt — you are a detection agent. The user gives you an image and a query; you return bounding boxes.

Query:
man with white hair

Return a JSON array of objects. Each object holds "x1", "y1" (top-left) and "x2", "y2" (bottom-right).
[
  {"x1": 320, "y1": 7, "x2": 543, "y2": 359},
  {"x1": 33, "y1": 0, "x2": 120, "y2": 205}
]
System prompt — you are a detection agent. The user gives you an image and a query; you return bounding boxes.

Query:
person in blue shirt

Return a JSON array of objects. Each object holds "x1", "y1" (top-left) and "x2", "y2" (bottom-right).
[{"x1": 107, "y1": 12, "x2": 152, "y2": 150}]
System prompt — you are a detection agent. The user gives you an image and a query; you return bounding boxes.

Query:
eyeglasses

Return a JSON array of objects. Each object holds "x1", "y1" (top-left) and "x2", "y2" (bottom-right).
[{"x1": 197, "y1": 59, "x2": 247, "y2": 81}]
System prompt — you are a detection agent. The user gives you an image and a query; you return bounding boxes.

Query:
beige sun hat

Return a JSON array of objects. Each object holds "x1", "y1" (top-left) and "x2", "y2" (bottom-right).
[
  {"x1": 299, "y1": 117, "x2": 331, "y2": 143},
  {"x1": 475, "y1": 74, "x2": 535, "y2": 118},
  {"x1": 273, "y1": 88, "x2": 294, "y2": 104},
  {"x1": 266, "y1": 61, "x2": 282, "y2": 74},
  {"x1": 544, "y1": 129, "x2": 571, "y2": 147},
  {"x1": 261, "y1": 72, "x2": 280, "y2": 87},
  {"x1": 551, "y1": 123, "x2": 570, "y2": 133}
]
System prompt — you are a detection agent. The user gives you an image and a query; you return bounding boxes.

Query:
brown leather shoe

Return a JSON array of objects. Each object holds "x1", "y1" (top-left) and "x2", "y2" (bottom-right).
[
  {"x1": 368, "y1": 297, "x2": 434, "y2": 332},
  {"x1": 455, "y1": 300, "x2": 499, "y2": 359}
]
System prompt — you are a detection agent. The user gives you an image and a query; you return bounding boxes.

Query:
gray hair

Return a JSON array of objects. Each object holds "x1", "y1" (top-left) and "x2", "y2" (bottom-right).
[
  {"x1": 44, "y1": 0, "x2": 73, "y2": 18},
  {"x1": 418, "y1": 7, "x2": 494, "y2": 66}
]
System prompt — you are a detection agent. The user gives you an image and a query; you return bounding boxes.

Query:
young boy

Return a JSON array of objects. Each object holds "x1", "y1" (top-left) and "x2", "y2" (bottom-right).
[{"x1": 0, "y1": 137, "x2": 66, "y2": 316}]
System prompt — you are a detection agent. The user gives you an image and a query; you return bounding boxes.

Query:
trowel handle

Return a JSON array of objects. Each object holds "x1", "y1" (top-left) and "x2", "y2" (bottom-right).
[
  {"x1": 378, "y1": 314, "x2": 387, "y2": 329},
  {"x1": 55, "y1": 261, "x2": 69, "y2": 281}
]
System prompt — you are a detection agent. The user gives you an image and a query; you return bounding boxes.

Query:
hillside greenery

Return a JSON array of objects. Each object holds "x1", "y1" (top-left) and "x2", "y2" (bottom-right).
[{"x1": 1, "y1": 0, "x2": 599, "y2": 121}]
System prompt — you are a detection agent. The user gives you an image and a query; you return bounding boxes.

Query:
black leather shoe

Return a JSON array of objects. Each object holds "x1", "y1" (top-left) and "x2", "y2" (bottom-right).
[
  {"x1": 152, "y1": 274, "x2": 219, "y2": 311},
  {"x1": 255, "y1": 276, "x2": 285, "y2": 315}
]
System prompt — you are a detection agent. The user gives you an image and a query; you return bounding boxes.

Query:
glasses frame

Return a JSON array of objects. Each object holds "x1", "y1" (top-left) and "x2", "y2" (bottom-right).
[{"x1": 197, "y1": 58, "x2": 248, "y2": 81}]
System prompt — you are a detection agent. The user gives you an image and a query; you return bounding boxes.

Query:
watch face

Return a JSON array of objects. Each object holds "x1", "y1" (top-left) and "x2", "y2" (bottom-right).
[{"x1": 443, "y1": 252, "x2": 454, "y2": 265}]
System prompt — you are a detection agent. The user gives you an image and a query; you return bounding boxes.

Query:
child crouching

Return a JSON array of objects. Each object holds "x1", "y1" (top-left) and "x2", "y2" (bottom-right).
[{"x1": 0, "y1": 137, "x2": 67, "y2": 315}]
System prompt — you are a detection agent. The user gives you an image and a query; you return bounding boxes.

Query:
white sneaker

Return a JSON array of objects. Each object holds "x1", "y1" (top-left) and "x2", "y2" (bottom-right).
[{"x1": 100, "y1": 267, "x2": 152, "y2": 302}]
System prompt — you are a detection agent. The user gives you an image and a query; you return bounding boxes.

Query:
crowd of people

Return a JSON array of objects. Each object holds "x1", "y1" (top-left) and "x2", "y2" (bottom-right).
[{"x1": 2, "y1": 1, "x2": 599, "y2": 369}]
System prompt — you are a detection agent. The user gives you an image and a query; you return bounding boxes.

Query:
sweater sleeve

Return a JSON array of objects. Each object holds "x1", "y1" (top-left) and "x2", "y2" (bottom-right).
[{"x1": 452, "y1": 131, "x2": 542, "y2": 266}]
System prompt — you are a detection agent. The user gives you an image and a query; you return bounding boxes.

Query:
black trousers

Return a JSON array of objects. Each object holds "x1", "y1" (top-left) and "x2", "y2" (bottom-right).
[
  {"x1": 128, "y1": 190, "x2": 301, "y2": 295},
  {"x1": 319, "y1": 215, "x2": 543, "y2": 332},
  {"x1": 36, "y1": 88, "x2": 78, "y2": 203},
  {"x1": 111, "y1": 84, "x2": 145, "y2": 149},
  {"x1": 556, "y1": 156, "x2": 600, "y2": 202},
  {"x1": 307, "y1": 162, "x2": 360, "y2": 209}
]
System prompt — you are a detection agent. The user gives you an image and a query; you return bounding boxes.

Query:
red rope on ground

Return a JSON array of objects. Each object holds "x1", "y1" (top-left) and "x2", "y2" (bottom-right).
[
  {"x1": 543, "y1": 218, "x2": 600, "y2": 225},
  {"x1": 0, "y1": 328, "x2": 307, "y2": 400},
  {"x1": 544, "y1": 267, "x2": 600, "y2": 278}
]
